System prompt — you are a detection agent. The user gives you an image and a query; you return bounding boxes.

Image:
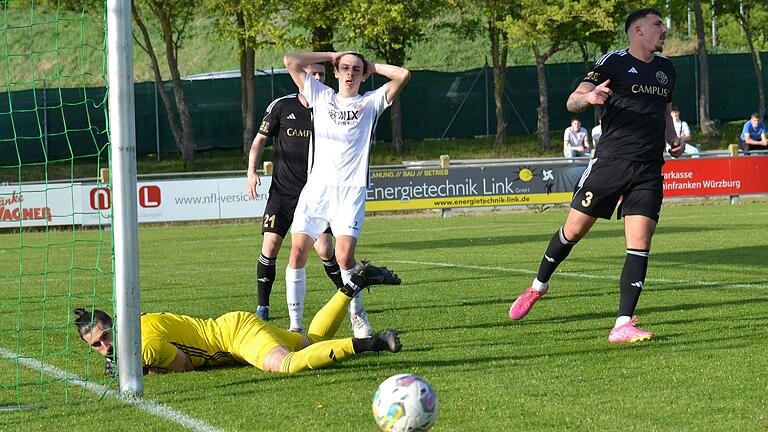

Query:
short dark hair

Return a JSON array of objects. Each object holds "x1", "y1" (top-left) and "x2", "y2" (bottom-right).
[
  {"x1": 73, "y1": 307, "x2": 113, "y2": 339},
  {"x1": 333, "y1": 52, "x2": 368, "y2": 76},
  {"x1": 625, "y1": 8, "x2": 662, "y2": 33},
  {"x1": 751, "y1": 113, "x2": 760, "y2": 120},
  {"x1": 570, "y1": 116, "x2": 580, "y2": 123},
  {"x1": 671, "y1": 106, "x2": 679, "y2": 112}
]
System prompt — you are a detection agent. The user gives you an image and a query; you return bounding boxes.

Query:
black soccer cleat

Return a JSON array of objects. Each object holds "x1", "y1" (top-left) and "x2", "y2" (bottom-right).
[
  {"x1": 354, "y1": 260, "x2": 402, "y2": 286},
  {"x1": 371, "y1": 329, "x2": 402, "y2": 353}
]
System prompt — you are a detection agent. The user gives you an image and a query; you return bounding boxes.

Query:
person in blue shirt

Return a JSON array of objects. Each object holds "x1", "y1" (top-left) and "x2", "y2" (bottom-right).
[{"x1": 739, "y1": 113, "x2": 768, "y2": 155}]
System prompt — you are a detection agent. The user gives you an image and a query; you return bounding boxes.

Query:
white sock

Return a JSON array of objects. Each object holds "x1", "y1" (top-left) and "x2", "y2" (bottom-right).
[
  {"x1": 531, "y1": 278, "x2": 549, "y2": 293},
  {"x1": 614, "y1": 315, "x2": 631, "y2": 328},
  {"x1": 285, "y1": 266, "x2": 306, "y2": 330},
  {"x1": 340, "y1": 267, "x2": 364, "y2": 315}
]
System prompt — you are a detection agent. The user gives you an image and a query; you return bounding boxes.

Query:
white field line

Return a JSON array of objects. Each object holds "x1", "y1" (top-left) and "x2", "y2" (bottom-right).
[
  {"x1": 0, "y1": 348, "x2": 224, "y2": 432},
  {"x1": 391, "y1": 260, "x2": 768, "y2": 290}
]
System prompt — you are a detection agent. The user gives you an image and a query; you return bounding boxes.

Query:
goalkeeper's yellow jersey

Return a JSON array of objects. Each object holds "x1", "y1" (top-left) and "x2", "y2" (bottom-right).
[{"x1": 140, "y1": 312, "x2": 238, "y2": 370}]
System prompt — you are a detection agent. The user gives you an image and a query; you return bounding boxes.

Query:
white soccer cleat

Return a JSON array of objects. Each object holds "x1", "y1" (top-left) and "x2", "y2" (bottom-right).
[{"x1": 351, "y1": 310, "x2": 372, "y2": 338}]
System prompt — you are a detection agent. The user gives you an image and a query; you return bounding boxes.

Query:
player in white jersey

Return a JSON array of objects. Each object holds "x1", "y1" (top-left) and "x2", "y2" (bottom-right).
[{"x1": 283, "y1": 51, "x2": 410, "y2": 337}]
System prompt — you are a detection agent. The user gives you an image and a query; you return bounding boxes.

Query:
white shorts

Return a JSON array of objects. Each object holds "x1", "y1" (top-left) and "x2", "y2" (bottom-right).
[{"x1": 291, "y1": 182, "x2": 366, "y2": 240}]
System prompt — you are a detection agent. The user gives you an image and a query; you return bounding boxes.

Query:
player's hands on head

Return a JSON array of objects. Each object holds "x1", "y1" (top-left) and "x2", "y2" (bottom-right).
[
  {"x1": 330, "y1": 51, "x2": 356, "y2": 63},
  {"x1": 247, "y1": 172, "x2": 261, "y2": 199},
  {"x1": 587, "y1": 80, "x2": 612, "y2": 105}
]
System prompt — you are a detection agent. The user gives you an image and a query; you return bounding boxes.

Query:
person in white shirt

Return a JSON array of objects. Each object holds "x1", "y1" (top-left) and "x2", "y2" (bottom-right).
[
  {"x1": 667, "y1": 106, "x2": 700, "y2": 157},
  {"x1": 283, "y1": 51, "x2": 410, "y2": 337},
  {"x1": 563, "y1": 116, "x2": 591, "y2": 158},
  {"x1": 591, "y1": 119, "x2": 602, "y2": 148}
]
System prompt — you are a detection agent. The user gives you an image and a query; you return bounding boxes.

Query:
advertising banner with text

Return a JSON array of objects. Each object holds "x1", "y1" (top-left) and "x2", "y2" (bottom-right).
[
  {"x1": 0, "y1": 183, "x2": 82, "y2": 229},
  {"x1": 365, "y1": 164, "x2": 587, "y2": 211},
  {"x1": 3, "y1": 157, "x2": 767, "y2": 229},
  {"x1": 662, "y1": 156, "x2": 768, "y2": 197},
  {"x1": 80, "y1": 176, "x2": 270, "y2": 225}
]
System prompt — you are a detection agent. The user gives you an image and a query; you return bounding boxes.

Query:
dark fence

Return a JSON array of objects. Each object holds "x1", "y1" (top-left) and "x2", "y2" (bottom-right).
[{"x1": 2, "y1": 52, "x2": 767, "y2": 164}]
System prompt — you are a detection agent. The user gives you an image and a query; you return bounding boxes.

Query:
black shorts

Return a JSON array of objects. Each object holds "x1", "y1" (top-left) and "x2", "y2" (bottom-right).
[
  {"x1": 570, "y1": 157, "x2": 664, "y2": 222},
  {"x1": 261, "y1": 192, "x2": 333, "y2": 238}
]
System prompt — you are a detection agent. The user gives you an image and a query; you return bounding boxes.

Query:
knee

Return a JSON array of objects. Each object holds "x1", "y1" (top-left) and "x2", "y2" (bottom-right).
[
  {"x1": 262, "y1": 346, "x2": 290, "y2": 373},
  {"x1": 262, "y1": 240, "x2": 282, "y2": 258},
  {"x1": 335, "y1": 249, "x2": 355, "y2": 269},
  {"x1": 313, "y1": 237, "x2": 334, "y2": 261},
  {"x1": 288, "y1": 243, "x2": 311, "y2": 268}
]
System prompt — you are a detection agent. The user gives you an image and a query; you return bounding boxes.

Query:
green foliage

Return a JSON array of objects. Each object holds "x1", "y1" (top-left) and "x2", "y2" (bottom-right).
[
  {"x1": 204, "y1": 0, "x2": 288, "y2": 51},
  {"x1": 339, "y1": 0, "x2": 446, "y2": 65}
]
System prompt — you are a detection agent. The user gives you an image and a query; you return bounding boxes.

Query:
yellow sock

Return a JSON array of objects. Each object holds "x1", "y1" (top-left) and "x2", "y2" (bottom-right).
[
  {"x1": 307, "y1": 291, "x2": 351, "y2": 343},
  {"x1": 279, "y1": 338, "x2": 355, "y2": 373}
]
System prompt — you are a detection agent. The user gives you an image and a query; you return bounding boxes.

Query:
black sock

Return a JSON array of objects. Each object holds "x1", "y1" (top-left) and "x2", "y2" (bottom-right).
[
  {"x1": 322, "y1": 256, "x2": 344, "y2": 288},
  {"x1": 536, "y1": 227, "x2": 578, "y2": 283},
  {"x1": 257, "y1": 254, "x2": 276, "y2": 307},
  {"x1": 351, "y1": 337, "x2": 372, "y2": 353},
  {"x1": 618, "y1": 249, "x2": 649, "y2": 317},
  {"x1": 339, "y1": 278, "x2": 363, "y2": 298}
]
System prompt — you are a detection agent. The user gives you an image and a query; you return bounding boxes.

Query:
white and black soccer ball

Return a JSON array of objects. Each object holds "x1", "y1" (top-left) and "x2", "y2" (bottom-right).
[{"x1": 371, "y1": 374, "x2": 439, "y2": 432}]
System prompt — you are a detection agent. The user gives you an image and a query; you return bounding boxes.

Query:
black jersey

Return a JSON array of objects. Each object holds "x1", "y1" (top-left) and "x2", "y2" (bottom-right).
[
  {"x1": 257, "y1": 94, "x2": 313, "y2": 195},
  {"x1": 582, "y1": 49, "x2": 676, "y2": 162}
]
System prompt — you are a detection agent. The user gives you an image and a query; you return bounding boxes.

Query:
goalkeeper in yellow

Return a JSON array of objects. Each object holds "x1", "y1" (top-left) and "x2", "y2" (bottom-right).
[{"x1": 74, "y1": 261, "x2": 401, "y2": 375}]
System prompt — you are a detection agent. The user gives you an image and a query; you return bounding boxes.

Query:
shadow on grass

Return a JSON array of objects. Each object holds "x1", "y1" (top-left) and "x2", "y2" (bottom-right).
[
  {"x1": 373, "y1": 225, "x2": 724, "y2": 251},
  {"x1": 652, "y1": 245, "x2": 768, "y2": 269},
  {"x1": 508, "y1": 296, "x2": 768, "y2": 327}
]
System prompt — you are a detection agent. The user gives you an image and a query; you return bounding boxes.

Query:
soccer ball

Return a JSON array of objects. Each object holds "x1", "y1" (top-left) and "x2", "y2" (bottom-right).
[{"x1": 371, "y1": 374, "x2": 439, "y2": 432}]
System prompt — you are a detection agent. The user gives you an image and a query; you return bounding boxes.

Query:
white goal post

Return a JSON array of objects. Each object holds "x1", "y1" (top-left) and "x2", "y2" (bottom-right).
[{"x1": 107, "y1": 0, "x2": 143, "y2": 396}]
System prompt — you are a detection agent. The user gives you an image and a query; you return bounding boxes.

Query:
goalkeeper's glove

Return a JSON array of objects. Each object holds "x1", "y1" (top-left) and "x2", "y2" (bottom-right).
[{"x1": 104, "y1": 357, "x2": 116, "y2": 378}]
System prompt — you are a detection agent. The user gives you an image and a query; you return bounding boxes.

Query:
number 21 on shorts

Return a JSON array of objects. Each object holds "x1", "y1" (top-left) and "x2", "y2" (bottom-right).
[{"x1": 263, "y1": 214, "x2": 276, "y2": 228}]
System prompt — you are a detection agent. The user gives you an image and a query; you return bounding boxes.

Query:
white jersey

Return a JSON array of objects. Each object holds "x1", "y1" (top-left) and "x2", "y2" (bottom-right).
[{"x1": 302, "y1": 74, "x2": 391, "y2": 187}]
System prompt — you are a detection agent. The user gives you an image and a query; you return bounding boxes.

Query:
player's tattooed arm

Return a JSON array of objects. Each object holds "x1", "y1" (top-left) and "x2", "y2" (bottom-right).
[{"x1": 567, "y1": 80, "x2": 612, "y2": 112}]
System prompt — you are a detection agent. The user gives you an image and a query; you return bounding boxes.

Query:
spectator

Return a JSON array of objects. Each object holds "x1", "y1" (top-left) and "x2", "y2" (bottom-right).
[
  {"x1": 739, "y1": 113, "x2": 768, "y2": 155},
  {"x1": 563, "y1": 116, "x2": 591, "y2": 158},
  {"x1": 591, "y1": 119, "x2": 602, "y2": 148},
  {"x1": 666, "y1": 106, "x2": 700, "y2": 157}
]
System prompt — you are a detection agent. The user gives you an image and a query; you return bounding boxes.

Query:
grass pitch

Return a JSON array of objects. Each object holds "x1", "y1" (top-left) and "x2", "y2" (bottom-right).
[{"x1": 1, "y1": 198, "x2": 767, "y2": 431}]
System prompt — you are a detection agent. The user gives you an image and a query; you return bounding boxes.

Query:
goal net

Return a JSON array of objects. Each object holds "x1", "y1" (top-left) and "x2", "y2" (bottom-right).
[{"x1": 0, "y1": 0, "x2": 116, "y2": 408}]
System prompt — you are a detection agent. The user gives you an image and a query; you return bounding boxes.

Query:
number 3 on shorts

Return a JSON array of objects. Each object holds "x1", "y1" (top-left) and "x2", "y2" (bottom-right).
[{"x1": 581, "y1": 191, "x2": 594, "y2": 208}]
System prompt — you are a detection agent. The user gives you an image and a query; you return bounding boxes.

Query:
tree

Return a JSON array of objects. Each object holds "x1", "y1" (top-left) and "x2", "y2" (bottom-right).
[
  {"x1": 691, "y1": 0, "x2": 718, "y2": 141},
  {"x1": 504, "y1": 0, "x2": 616, "y2": 151},
  {"x1": 485, "y1": 0, "x2": 516, "y2": 148},
  {"x1": 718, "y1": 0, "x2": 768, "y2": 119},
  {"x1": 340, "y1": 0, "x2": 443, "y2": 153},
  {"x1": 206, "y1": 0, "x2": 286, "y2": 157},
  {"x1": 289, "y1": 0, "x2": 344, "y2": 52},
  {"x1": 132, "y1": 0, "x2": 198, "y2": 167},
  {"x1": 288, "y1": 0, "x2": 345, "y2": 85}
]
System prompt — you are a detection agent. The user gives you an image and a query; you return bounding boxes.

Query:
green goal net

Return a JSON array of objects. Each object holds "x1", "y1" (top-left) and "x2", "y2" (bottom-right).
[{"x1": 0, "y1": 0, "x2": 115, "y2": 408}]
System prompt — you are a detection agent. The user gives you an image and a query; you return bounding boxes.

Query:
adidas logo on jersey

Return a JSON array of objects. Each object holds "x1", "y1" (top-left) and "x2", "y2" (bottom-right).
[
  {"x1": 286, "y1": 113, "x2": 296, "y2": 119},
  {"x1": 630, "y1": 281, "x2": 644, "y2": 289},
  {"x1": 628, "y1": 67, "x2": 638, "y2": 74}
]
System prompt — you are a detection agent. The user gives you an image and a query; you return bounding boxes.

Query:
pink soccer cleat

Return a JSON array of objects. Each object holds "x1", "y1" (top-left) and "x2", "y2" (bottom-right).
[
  {"x1": 509, "y1": 286, "x2": 546, "y2": 320},
  {"x1": 608, "y1": 316, "x2": 654, "y2": 343}
]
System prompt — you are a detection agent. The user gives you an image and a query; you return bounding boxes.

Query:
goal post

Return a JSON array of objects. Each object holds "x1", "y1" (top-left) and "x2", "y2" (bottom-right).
[
  {"x1": 0, "y1": 0, "x2": 142, "y2": 405},
  {"x1": 106, "y1": 0, "x2": 143, "y2": 396}
]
